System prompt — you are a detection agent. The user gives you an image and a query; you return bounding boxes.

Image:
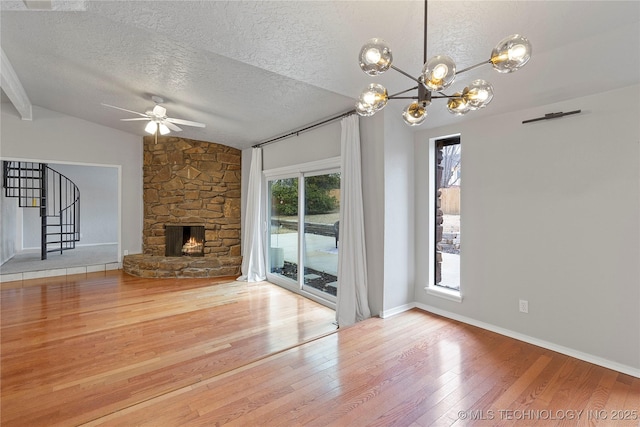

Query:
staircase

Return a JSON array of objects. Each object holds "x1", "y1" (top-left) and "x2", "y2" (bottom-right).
[{"x1": 3, "y1": 161, "x2": 80, "y2": 260}]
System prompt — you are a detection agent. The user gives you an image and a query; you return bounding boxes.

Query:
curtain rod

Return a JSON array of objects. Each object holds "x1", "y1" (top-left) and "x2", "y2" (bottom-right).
[{"x1": 253, "y1": 109, "x2": 356, "y2": 148}]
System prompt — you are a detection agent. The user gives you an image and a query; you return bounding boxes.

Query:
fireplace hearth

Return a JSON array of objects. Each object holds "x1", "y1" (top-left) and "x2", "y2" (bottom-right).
[{"x1": 165, "y1": 225, "x2": 205, "y2": 257}]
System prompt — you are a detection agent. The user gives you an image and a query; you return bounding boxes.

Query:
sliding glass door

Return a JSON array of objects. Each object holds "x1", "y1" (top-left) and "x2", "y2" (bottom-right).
[{"x1": 266, "y1": 165, "x2": 340, "y2": 305}]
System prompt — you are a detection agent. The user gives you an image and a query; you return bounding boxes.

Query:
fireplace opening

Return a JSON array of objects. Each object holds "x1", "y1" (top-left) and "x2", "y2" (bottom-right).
[{"x1": 165, "y1": 225, "x2": 205, "y2": 257}]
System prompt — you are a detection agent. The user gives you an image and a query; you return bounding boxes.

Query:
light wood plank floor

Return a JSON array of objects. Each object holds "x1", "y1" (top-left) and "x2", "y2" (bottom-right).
[
  {"x1": 2, "y1": 272, "x2": 639, "y2": 426},
  {"x1": 1, "y1": 271, "x2": 337, "y2": 426}
]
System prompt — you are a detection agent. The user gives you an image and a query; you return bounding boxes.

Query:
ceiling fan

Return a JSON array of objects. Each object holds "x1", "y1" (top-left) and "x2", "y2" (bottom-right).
[{"x1": 101, "y1": 96, "x2": 205, "y2": 135}]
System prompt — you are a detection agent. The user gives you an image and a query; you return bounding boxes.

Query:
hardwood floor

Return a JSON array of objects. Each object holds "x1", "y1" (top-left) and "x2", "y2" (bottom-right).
[
  {"x1": 2, "y1": 271, "x2": 638, "y2": 426},
  {"x1": 1, "y1": 271, "x2": 337, "y2": 426}
]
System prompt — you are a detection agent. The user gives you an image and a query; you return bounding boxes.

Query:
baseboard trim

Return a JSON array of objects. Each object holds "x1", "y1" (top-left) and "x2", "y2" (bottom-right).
[
  {"x1": 379, "y1": 303, "x2": 416, "y2": 318},
  {"x1": 382, "y1": 302, "x2": 640, "y2": 378}
]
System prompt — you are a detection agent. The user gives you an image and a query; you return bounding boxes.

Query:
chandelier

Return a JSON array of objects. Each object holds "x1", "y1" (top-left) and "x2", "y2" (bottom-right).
[{"x1": 355, "y1": 0, "x2": 531, "y2": 126}]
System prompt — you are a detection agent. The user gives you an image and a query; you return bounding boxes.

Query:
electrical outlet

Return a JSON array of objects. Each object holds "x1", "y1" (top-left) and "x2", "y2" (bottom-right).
[
  {"x1": 124, "y1": 250, "x2": 129, "y2": 256},
  {"x1": 519, "y1": 299, "x2": 529, "y2": 313}
]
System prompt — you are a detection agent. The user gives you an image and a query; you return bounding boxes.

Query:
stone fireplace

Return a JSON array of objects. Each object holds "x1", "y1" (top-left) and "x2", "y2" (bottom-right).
[{"x1": 123, "y1": 135, "x2": 242, "y2": 278}]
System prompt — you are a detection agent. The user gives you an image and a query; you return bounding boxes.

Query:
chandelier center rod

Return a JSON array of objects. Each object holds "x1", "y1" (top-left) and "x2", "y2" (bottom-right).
[{"x1": 423, "y1": 0, "x2": 428, "y2": 64}]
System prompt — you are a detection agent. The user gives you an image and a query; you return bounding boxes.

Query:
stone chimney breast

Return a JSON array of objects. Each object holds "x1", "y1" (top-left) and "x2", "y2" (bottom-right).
[{"x1": 124, "y1": 136, "x2": 242, "y2": 278}]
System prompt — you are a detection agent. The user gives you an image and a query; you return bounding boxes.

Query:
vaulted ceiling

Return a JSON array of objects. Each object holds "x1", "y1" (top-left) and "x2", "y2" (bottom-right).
[{"x1": 1, "y1": 1, "x2": 639, "y2": 150}]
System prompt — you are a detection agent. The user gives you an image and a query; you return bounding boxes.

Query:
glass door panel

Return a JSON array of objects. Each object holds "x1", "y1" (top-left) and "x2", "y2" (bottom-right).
[
  {"x1": 302, "y1": 172, "x2": 340, "y2": 299},
  {"x1": 268, "y1": 177, "x2": 299, "y2": 283}
]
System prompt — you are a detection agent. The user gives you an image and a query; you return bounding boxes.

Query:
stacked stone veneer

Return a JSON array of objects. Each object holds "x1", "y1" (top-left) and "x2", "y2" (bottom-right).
[{"x1": 123, "y1": 135, "x2": 242, "y2": 278}]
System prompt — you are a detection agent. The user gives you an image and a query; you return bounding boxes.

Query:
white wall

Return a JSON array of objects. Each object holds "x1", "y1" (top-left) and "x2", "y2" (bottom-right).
[
  {"x1": 382, "y1": 112, "x2": 415, "y2": 315},
  {"x1": 20, "y1": 208, "x2": 39, "y2": 249},
  {"x1": 0, "y1": 193, "x2": 18, "y2": 264},
  {"x1": 20, "y1": 164, "x2": 118, "y2": 249},
  {"x1": 359, "y1": 113, "x2": 386, "y2": 316},
  {"x1": 1, "y1": 105, "x2": 143, "y2": 258},
  {"x1": 413, "y1": 85, "x2": 640, "y2": 373},
  {"x1": 262, "y1": 121, "x2": 341, "y2": 171},
  {"x1": 56, "y1": 164, "x2": 118, "y2": 245}
]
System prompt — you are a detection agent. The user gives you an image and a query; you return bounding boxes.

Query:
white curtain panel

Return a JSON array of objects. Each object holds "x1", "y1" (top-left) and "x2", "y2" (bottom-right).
[
  {"x1": 336, "y1": 115, "x2": 371, "y2": 327},
  {"x1": 237, "y1": 147, "x2": 266, "y2": 282}
]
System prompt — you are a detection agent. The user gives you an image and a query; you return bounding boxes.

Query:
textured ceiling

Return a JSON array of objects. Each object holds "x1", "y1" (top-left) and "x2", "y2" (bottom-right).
[{"x1": 1, "y1": 1, "x2": 639, "y2": 149}]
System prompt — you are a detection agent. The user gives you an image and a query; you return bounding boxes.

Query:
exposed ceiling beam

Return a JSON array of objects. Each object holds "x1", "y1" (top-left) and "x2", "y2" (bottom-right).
[{"x1": 1, "y1": 48, "x2": 33, "y2": 121}]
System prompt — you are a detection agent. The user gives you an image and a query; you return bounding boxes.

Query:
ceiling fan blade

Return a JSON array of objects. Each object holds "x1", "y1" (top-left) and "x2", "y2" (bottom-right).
[
  {"x1": 101, "y1": 103, "x2": 149, "y2": 118},
  {"x1": 165, "y1": 117, "x2": 206, "y2": 128},
  {"x1": 120, "y1": 118, "x2": 151, "y2": 121},
  {"x1": 163, "y1": 121, "x2": 182, "y2": 132}
]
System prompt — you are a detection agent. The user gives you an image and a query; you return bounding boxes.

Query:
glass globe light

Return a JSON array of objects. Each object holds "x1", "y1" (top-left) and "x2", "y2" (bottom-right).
[
  {"x1": 421, "y1": 55, "x2": 456, "y2": 91},
  {"x1": 359, "y1": 38, "x2": 393, "y2": 76},
  {"x1": 463, "y1": 80, "x2": 494, "y2": 110},
  {"x1": 447, "y1": 93, "x2": 471, "y2": 115},
  {"x1": 355, "y1": 101, "x2": 375, "y2": 117},
  {"x1": 402, "y1": 102, "x2": 427, "y2": 126},
  {"x1": 491, "y1": 34, "x2": 531, "y2": 73},
  {"x1": 358, "y1": 83, "x2": 388, "y2": 112}
]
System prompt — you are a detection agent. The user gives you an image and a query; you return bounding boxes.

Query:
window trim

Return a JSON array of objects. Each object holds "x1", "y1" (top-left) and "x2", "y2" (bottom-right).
[
  {"x1": 263, "y1": 157, "x2": 341, "y2": 180},
  {"x1": 425, "y1": 135, "x2": 463, "y2": 303}
]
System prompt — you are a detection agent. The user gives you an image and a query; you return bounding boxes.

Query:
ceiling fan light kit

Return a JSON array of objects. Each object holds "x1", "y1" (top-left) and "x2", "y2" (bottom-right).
[
  {"x1": 144, "y1": 121, "x2": 170, "y2": 135},
  {"x1": 356, "y1": 0, "x2": 531, "y2": 126}
]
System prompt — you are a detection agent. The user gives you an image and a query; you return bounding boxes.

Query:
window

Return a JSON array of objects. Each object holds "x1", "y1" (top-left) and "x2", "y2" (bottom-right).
[
  {"x1": 428, "y1": 136, "x2": 462, "y2": 301},
  {"x1": 265, "y1": 158, "x2": 341, "y2": 306}
]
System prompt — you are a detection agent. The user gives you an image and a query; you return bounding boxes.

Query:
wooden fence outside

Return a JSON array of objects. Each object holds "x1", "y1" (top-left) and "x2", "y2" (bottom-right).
[{"x1": 440, "y1": 186, "x2": 460, "y2": 215}]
